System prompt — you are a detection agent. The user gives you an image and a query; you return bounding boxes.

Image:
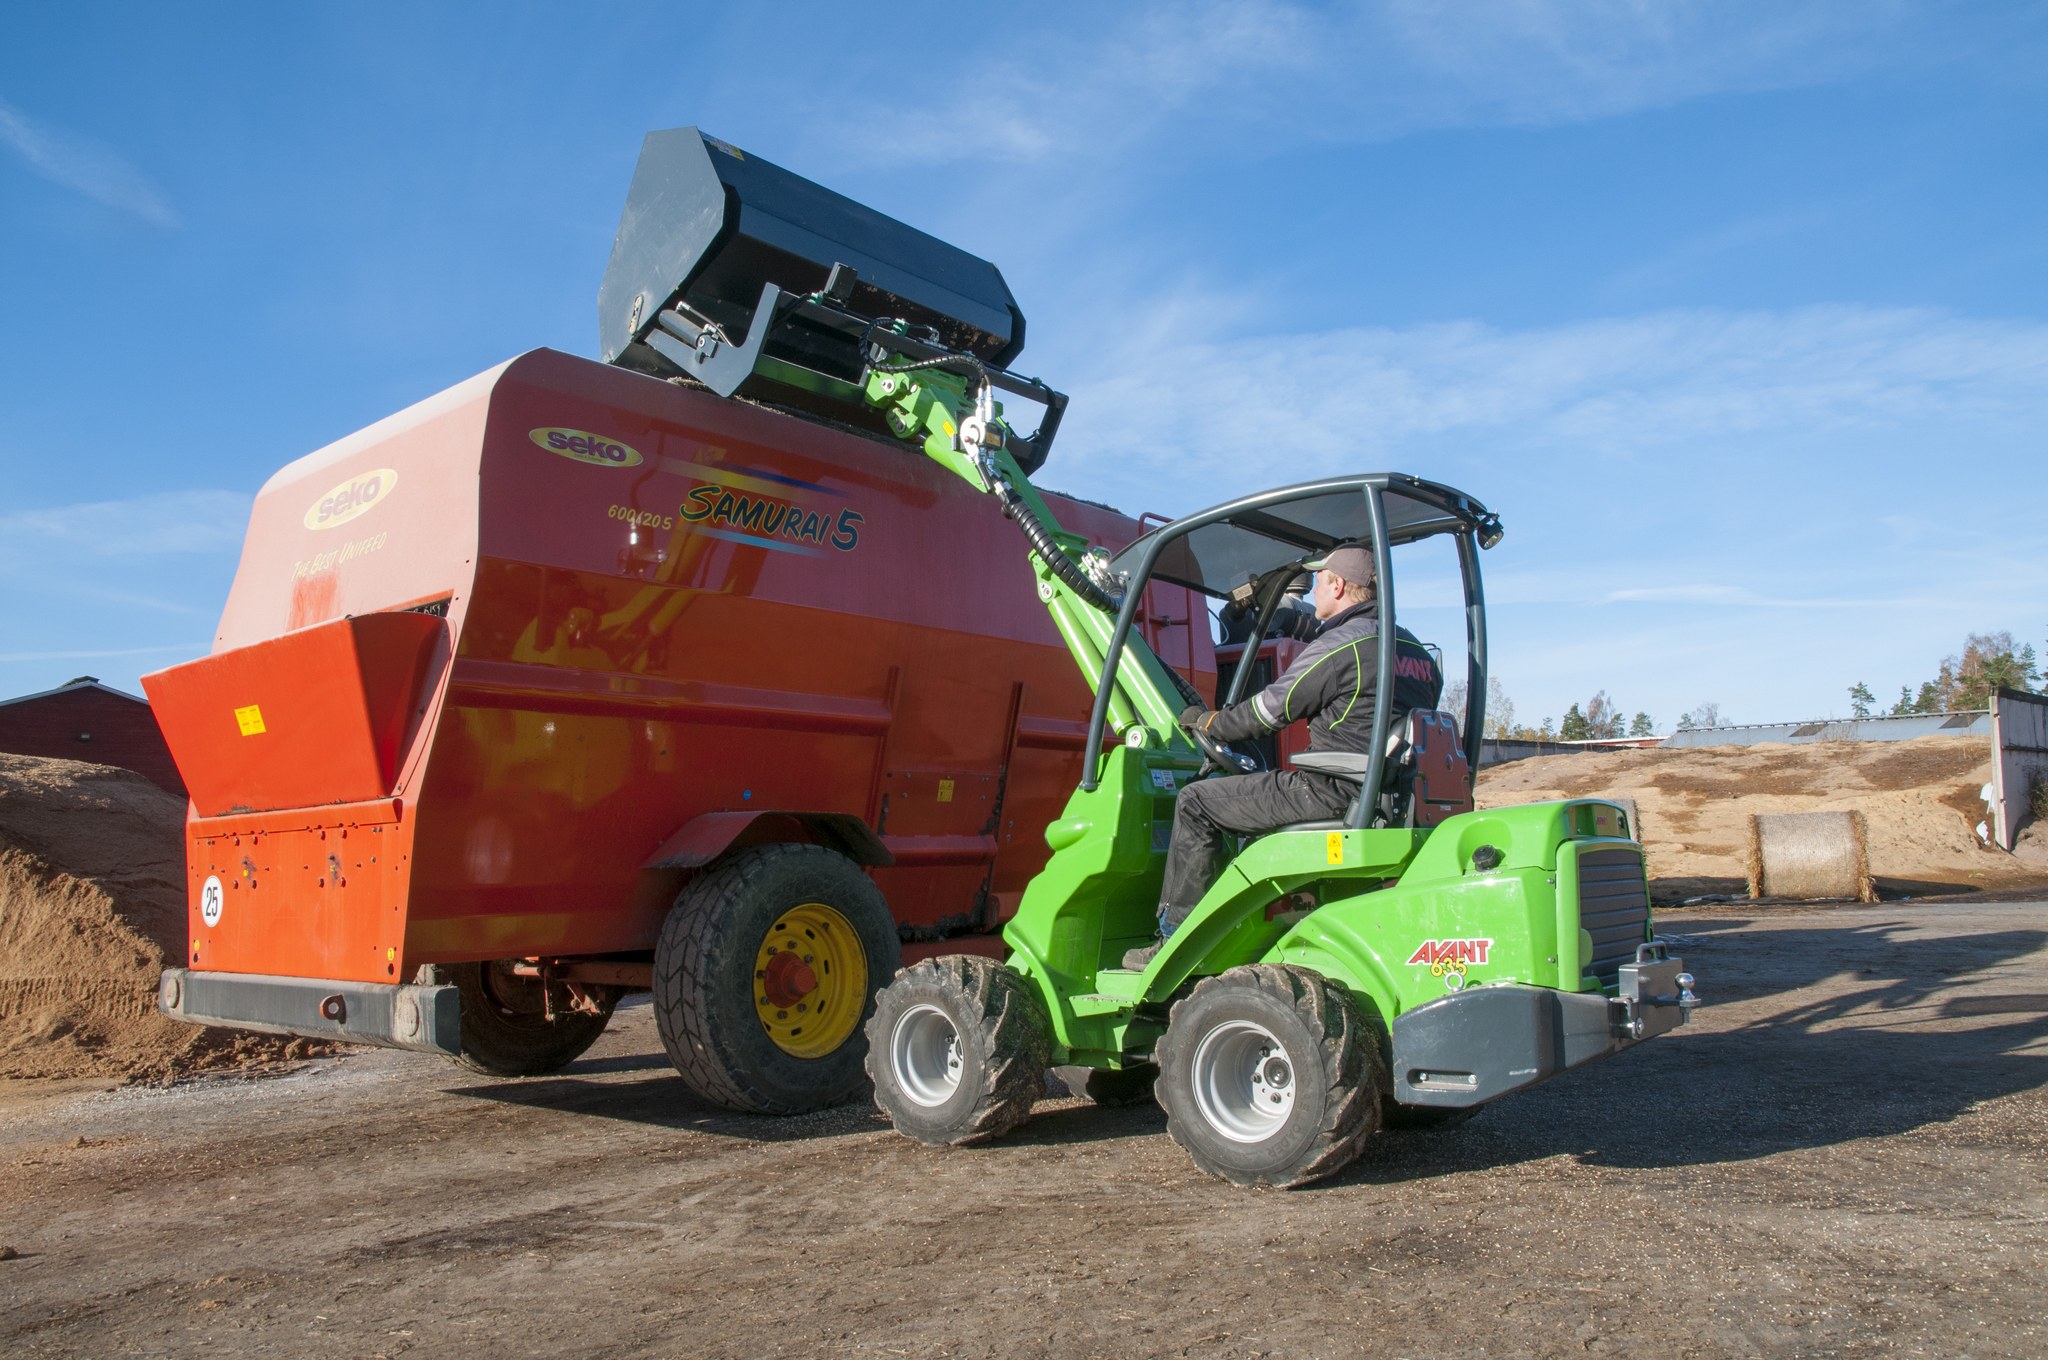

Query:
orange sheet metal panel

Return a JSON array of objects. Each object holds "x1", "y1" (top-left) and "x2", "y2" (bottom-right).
[
  {"x1": 150, "y1": 349, "x2": 1215, "y2": 982},
  {"x1": 145, "y1": 612, "x2": 444, "y2": 817},
  {"x1": 180, "y1": 798, "x2": 413, "y2": 984}
]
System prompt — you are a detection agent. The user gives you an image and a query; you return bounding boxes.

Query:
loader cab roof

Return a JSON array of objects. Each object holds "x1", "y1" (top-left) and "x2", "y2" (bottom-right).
[{"x1": 1108, "y1": 473, "x2": 1500, "y2": 599}]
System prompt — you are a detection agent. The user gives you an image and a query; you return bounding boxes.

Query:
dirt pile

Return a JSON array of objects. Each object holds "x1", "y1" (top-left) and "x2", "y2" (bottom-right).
[
  {"x1": 0, "y1": 754, "x2": 321, "y2": 1082},
  {"x1": 1477, "y1": 734, "x2": 2043, "y2": 901}
]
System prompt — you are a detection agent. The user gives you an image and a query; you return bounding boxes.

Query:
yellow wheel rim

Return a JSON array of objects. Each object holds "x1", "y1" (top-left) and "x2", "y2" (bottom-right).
[{"x1": 753, "y1": 901, "x2": 868, "y2": 1059}]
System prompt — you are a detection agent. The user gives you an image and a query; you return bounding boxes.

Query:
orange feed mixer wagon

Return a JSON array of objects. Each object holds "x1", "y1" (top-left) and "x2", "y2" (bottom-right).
[{"x1": 143, "y1": 129, "x2": 1213, "y2": 1114}]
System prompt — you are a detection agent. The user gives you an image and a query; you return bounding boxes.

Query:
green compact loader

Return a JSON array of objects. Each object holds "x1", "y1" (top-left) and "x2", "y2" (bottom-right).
[{"x1": 656, "y1": 239, "x2": 1698, "y2": 1187}]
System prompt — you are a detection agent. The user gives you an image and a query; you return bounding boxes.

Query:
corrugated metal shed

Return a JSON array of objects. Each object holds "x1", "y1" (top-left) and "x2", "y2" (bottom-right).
[
  {"x1": 1479, "y1": 737, "x2": 1662, "y2": 766},
  {"x1": 1661, "y1": 711, "x2": 1990, "y2": 749}
]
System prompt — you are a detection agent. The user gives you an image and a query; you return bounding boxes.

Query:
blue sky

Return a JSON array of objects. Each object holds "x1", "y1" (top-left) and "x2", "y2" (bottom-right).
[{"x1": 2, "y1": 1, "x2": 2043, "y2": 731}]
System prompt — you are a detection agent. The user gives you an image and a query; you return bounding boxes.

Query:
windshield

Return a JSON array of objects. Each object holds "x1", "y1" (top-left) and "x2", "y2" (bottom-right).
[{"x1": 1108, "y1": 474, "x2": 1495, "y2": 599}]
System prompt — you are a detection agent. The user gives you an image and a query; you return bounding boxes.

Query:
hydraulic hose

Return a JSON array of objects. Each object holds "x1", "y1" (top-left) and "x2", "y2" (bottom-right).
[
  {"x1": 868, "y1": 328, "x2": 1207, "y2": 713},
  {"x1": 982, "y1": 461, "x2": 1120, "y2": 614},
  {"x1": 981, "y1": 464, "x2": 1209, "y2": 712},
  {"x1": 867, "y1": 350, "x2": 989, "y2": 384}
]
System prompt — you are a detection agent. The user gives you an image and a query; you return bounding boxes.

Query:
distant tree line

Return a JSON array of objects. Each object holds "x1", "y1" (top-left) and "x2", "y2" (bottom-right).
[
  {"x1": 1437, "y1": 630, "x2": 2041, "y2": 746},
  {"x1": 1444, "y1": 678, "x2": 1660, "y2": 742},
  {"x1": 1849, "y1": 631, "x2": 2042, "y2": 718}
]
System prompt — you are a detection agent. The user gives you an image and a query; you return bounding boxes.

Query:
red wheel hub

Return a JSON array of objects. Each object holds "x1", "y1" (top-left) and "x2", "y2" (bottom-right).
[{"x1": 762, "y1": 950, "x2": 819, "y2": 1009}]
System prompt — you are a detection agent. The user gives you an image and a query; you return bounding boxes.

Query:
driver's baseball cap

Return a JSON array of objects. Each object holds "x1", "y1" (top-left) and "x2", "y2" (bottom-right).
[{"x1": 1304, "y1": 544, "x2": 1375, "y2": 588}]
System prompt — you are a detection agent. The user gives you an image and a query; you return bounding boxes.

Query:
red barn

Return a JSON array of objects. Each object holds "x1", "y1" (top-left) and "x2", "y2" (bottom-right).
[{"x1": 0, "y1": 677, "x2": 187, "y2": 797}]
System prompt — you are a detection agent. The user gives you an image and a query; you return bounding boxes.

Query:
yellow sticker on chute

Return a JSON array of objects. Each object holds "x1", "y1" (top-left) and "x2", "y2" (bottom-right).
[
  {"x1": 937, "y1": 779, "x2": 955, "y2": 803},
  {"x1": 235, "y1": 704, "x2": 267, "y2": 736},
  {"x1": 1326, "y1": 832, "x2": 1344, "y2": 864}
]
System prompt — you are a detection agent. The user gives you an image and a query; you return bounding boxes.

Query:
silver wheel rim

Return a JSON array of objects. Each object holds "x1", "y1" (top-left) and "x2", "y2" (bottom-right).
[
  {"x1": 891, "y1": 1003, "x2": 964, "y2": 1108},
  {"x1": 1190, "y1": 1018, "x2": 1295, "y2": 1143}
]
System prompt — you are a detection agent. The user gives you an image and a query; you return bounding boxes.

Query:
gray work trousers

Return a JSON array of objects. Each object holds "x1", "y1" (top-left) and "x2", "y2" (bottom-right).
[{"x1": 1157, "y1": 769, "x2": 1352, "y2": 932}]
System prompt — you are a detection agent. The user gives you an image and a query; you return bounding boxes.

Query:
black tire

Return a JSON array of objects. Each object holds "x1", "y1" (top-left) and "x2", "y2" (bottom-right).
[
  {"x1": 1382, "y1": 1101, "x2": 1482, "y2": 1132},
  {"x1": 449, "y1": 961, "x2": 615, "y2": 1077},
  {"x1": 1054, "y1": 1063, "x2": 1159, "y2": 1108},
  {"x1": 866, "y1": 955, "x2": 1050, "y2": 1145},
  {"x1": 653, "y1": 844, "x2": 900, "y2": 1115},
  {"x1": 1155, "y1": 964, "x2": 1385, "y2": 1189}
]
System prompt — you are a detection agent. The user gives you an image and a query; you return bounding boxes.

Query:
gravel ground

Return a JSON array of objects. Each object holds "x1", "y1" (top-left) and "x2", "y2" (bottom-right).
[{"x1": 2, "y1": 899, "x2": 2044, "y2": 1359}]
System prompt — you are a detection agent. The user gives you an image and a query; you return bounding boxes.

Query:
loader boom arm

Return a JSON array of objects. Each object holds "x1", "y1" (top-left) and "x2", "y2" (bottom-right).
[{"x1": 860, "y1": 349, "x2": 1200, "y2": 757}]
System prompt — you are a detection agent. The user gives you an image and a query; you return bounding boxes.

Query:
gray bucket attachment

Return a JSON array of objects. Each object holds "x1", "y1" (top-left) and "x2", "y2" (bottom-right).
[{"x1": 597, "y1": 128, "x2": 1059, "y2": 468}]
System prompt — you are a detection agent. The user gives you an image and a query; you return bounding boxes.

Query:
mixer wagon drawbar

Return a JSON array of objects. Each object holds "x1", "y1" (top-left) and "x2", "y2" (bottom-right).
[{"x1": 148, "y1": 130, "x2": 1695, "y2": 1180}]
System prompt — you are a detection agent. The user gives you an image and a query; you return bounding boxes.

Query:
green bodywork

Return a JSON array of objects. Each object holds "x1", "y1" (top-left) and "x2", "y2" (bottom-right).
[
  {"x1": 862, "y1": 346, "x2": 1653, "y2": 1073},
  {"x1": 1002, "y1": 748, "x2": 1644, "y2": 1065}
]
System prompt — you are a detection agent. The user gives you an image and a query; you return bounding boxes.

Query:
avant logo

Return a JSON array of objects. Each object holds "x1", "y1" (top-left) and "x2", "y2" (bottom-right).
[
  {"x1": 1407, "y1": 938, "x2": 1493, "y2": 969},
  {"x1": 532, "y1": 427, "x2": 644, "y2": 468},
  {"x1": 304, "y1": 468, "x2": 399, "y2": 531}
]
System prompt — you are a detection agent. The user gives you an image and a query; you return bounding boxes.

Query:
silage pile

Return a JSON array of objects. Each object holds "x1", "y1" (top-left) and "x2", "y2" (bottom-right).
[
  {"x1": 0, "y1": 753, "x2": 321, "y2": 1082},
  {"x1": 1476, "y1": 734, "x2": 2043, "y2": 901}
]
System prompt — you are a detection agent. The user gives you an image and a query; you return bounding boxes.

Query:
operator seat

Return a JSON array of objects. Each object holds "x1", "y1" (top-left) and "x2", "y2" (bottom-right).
[{"x1": 1274, "y1": 710, "x2": 1474, "y2": 832}]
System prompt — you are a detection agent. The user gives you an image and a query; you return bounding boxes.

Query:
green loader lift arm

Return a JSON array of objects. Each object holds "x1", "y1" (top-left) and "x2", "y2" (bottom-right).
[{"x1": 859, "y1": 343, "x2": 1202, "y2": 759}]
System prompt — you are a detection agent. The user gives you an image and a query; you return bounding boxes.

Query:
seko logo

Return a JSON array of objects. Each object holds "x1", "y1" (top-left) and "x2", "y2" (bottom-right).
[
  {"x1": 303, "y1": 468, "x2": 399, "y2": 531},
  {"x1": 531, "y1": 427, "x2": 644, "y2": 468}
]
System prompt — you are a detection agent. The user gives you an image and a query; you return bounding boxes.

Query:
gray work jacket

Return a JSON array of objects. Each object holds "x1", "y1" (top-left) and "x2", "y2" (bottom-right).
[{"x1": 1199, "y1": 604, "x2": 1443, "y2": 758}]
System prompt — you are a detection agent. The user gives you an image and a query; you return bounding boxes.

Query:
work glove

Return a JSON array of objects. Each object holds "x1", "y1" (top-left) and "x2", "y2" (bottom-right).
[{"x1": 1178, "y1": 704, "x2": 1208, "y2": 731}]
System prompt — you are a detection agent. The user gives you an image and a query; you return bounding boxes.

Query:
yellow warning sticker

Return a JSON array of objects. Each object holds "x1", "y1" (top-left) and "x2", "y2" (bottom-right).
[
  {"x1": 235, "y1": 704, "x2": 267, "y2": 736},
  {"x1": 937, "y1": 779, "x2": 956, "y2": 803},
  {"x1": 1326, "y1": 832, "x2": 1344, "y2": 865}
]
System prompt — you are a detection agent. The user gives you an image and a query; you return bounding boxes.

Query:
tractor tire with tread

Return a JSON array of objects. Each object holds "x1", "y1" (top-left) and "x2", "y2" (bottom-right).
[
  {"x1": 653, "y1": 843, "x2": 900, "y2": 1115},
  {"x1": 1155, "y1": 963, "x2": 1386, "y2": 1188},
  {"x1": 449, "y1": 961, "x2": 615, "y2": 1077},
  {"x1": 867, "y1": 955, "x2": 1051, "y2": 1145}
]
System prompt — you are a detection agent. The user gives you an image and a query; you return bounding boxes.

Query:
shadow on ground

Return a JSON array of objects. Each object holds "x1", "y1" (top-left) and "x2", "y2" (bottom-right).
[
  {"x1": 1317, "y1": 915, "x2": 2048, "y2": 1188},
  {"x1": 446, "y1": 916, "x2": 2048, "y2": 1180}
]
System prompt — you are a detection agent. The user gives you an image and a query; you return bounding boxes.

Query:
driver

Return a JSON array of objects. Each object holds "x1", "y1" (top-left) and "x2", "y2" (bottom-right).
[{"x1": 1124, "y1": 544, "x2": 1444, "y2": 969}]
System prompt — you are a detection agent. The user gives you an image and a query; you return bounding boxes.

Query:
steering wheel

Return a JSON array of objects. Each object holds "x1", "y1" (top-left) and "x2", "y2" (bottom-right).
[{"x1": 1190, "y1": 722, "x2": 1265, "y2": 778}]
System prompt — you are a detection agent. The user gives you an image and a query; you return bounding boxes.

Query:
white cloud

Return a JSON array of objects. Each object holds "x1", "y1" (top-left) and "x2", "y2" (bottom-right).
[
  {"x1": 1596, "y1": 206, "x2": 1843, "y2": 303},
  {"x1": 0, "y1": 490, "x2": 244, "y2": 696},
  {"x1": 0, "y1": 490, "x2": 251, "y2": 559},
  {"x1": 820, "y1": 0, "x2": 1915, "y2": 169},
  {"x1": 1055, "y1": 303, "x2": 2048, "y2": 497},
  {"x1": 1030, "y1": 298, "x2": 2048, "y2": 726},
  {"x1": 0, "y1": 643, "x2": 199, "y2": 663},
  {"x1": 1605, "y1": 585, "x2": 1890, "y2": 609},
  {"x1": 823, "y1": 0, "x2": 1316, "y2": 167},
  {"x1": 1372, "y1": 0, "x2": 1901, "y2": 130},
  {"x1": 0, "y1": 94, "x2": 180, "y2": 227}
]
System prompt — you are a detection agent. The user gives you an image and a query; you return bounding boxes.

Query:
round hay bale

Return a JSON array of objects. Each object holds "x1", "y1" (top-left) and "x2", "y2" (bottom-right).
[{"x1": 1746, "y1": 810, "x2": 1875, "y2": 903}]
